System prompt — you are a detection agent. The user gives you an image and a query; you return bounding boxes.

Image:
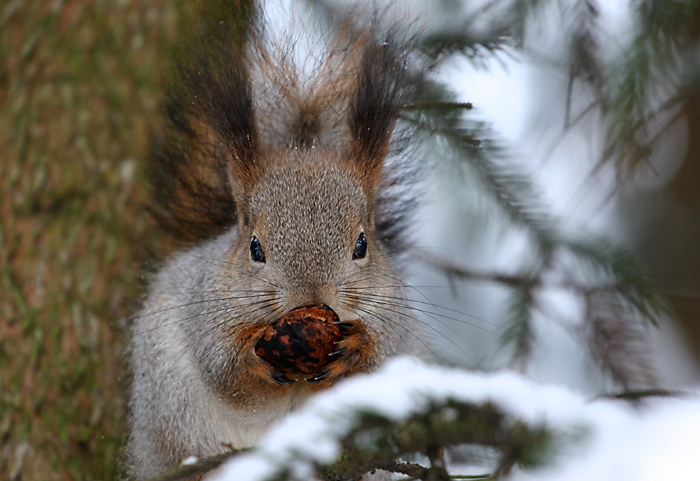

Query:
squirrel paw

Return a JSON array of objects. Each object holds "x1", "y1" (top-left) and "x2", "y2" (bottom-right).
[
  {"x1": 304, "y1": 319, "x2": 370, "y2": 384},
  {"x1": 248, "y1": 304, "x2": 372, "y2": 387}
]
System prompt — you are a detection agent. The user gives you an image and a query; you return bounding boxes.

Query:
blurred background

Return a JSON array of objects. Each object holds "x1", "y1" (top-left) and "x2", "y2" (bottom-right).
[
  {"x1": 1, "y1": 0, "x2": 699, "y2": 479},
  {"x1": 412, "y1": 0, "x2": 700, "y2": 389},
  {"x1": 407, "y1": 0, "x2": 700, "y2": 390},
  {"x1": 1, "y1": 1, "x2": 191, "y2": 478}
]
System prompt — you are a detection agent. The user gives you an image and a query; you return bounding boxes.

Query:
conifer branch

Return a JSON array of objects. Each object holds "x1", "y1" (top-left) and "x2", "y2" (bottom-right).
[{"x1": 148, "y1": 400, "x2": 559, "y2": 481}]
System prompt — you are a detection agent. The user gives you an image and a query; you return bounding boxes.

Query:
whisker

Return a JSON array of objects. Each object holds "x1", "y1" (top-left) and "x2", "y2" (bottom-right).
[
  {"x1": 209, "y1": 299, "x2": 283, "y2": 331},
  {"x1": 235, "y1": 269, "x2": 286, "y2": 291},
  {"x1": 342, "y1": 301, "x2": 435, "y2": 357},
  {"x1": 343, "y1": 288, "x2": 498, "y2": 335},
  {"x1": 167, "y1": 300, "x2": 284, "y2": 365},
  {"x1": 337, "y1": 269, "x2": 497, "y2": 360},
  {"x1": 133, "y1": 297, "x2": 283, "y2": 336},
  {"x1": 130, "y1": 293, "x2": 279, "y2": 322},
  {"x1": 349, "y1": 294, "x2": 482, "y2": 360},
  {"x1": 143, "y1": 287, "x2": 278, "y2": 296},
  {"x1": 347, "y1": 299, "x2": 474, "y2": 362},
  {"x1": 343, "y1": 293, "x2": 475, "y2": 361},
  {"x1": 340, "y1": 269, "x2": 498, "y2": 332},
  {"x1": 343, "y1": 283, "x2": 509, "y2": 289}
]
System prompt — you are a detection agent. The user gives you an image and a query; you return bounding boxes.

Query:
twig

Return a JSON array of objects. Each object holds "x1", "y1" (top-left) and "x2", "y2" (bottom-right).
[
  {"x1": 145, "y1": 450, "x2": 245, "y2": 481},
  {"x1": 402, "y1": 101, "x2": 473, "y2": 111}
]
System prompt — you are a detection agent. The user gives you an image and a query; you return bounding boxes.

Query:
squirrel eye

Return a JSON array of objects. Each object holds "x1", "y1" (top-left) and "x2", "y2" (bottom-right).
[
  {"x1": 352, "y1": 232, "x2": 367, "y2": 260},
  {"x1": 250, "y1": 236, "x2": 266, "y2": 263}
]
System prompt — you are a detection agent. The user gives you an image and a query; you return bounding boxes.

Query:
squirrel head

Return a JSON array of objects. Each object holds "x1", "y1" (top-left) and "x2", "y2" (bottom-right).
[
  {"x1": 229, "y1": 147, "x2": 384, "y2": 310},
  {"x1": 211, "y1": 33, "x2": 407, "y2": 311},
  {"x1": 150, "y1": 12, "x2": 417, "y2": 317}
]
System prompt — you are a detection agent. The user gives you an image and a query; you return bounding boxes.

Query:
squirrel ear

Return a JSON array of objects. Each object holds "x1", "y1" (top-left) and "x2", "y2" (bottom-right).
[
  {"x1": 203, "y1": 66, "x2": 260, "y2": 226},
  {"x1": 347, "y1": 36, "x2": 406, "y2": 188},
  {"x1": 197, "y1": 61, "x2": 261, "y2": 195},
  {"x1": 189, "y1": 55, "x2": 262, "y2": 221},
  {"x1": 176, "y1": 3, "x2": 262, "y2": 203}
]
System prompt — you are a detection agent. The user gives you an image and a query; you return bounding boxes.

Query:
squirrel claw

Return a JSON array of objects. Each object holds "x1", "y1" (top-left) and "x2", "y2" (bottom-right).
[
  {"x1": 271, "y1": 372, "x2": 295, "y2": 386},
  {"x1": 306, "y1": 371, "x2": 330, "y2": 383},
  {"x1": 334, "y1": 321, "x2": 355, "y2": 333},
  {"x1": 329, "y1": 346, "x2": 346, "y2": 357}
]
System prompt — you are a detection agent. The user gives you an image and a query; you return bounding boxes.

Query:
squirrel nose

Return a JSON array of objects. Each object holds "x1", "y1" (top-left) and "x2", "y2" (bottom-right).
[{"x1": 287, "y1": 284, "x2": 338, "y2": 312}]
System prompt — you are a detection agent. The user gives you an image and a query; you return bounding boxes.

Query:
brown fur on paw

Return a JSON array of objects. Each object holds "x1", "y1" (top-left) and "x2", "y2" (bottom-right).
[{"x1": 318, "y1": 320, "x2": 372, "y2": 383}]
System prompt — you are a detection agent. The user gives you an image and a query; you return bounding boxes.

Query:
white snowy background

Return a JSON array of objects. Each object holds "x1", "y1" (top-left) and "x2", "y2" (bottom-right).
[{"x1": 211, "y1": 0, "x2": 700, "y2": 479}]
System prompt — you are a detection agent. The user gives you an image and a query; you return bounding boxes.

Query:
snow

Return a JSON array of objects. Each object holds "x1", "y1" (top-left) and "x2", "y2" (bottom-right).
[
  {"x1": 211, "y1": 357, "x2": 700, "y2": 481},
  {"x1": 513, "y1": 398, "x2": 700, "y2": 481},
  {"x1": 181, "y1": 456, "x2": 199, "y2": 466}
]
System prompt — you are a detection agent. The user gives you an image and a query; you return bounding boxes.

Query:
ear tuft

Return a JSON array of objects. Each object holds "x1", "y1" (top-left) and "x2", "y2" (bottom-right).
[
  {"x1": 348, "y1": 33, "x2": 408, "y2": 186},
  {"x1": 183, "y1": 35, "x2": 260, "y2": 196},
  {"x1": 148, "y1": 1, "x2": 261, "y2": 244}
]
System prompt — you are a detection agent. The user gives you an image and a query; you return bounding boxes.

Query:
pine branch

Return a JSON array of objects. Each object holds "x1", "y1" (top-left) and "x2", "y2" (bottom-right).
[
  {"x1": 402, "y1": 80, "x2": 665, "y2": 382},
  {"x1": 563, "y1": 237, "x2": 667, "y2": 325},
  {"x1": 423, "y1": 254, "x2": 539, "y2": 289},
  {"x1": 417, "y1": 28, "x2": 511, "y2": 65},
  {"x1": 422, "y1": 236, "x2": 666, "y2": 386},
  {"x1": 594, "y1": 388, "x2": 696, "y2": 402},
  {"x1": 148, "y1": 400, "x2": 560, "y2": 481},
  {"x1": 500, "y1": 288, "x2": 536, "y2": 366},
  {"x1": 408, "y1": 83, "x2": 557, "y2": 252},
  {"x1": 401, "y1": 110, "x2": 556, "y2": 254},
  {"x1": 584, "y1": 292, "x2": 658, "y2": 389},
  {"x1": 589, "y1": 0, "x2": 700, "y2": 173},
  {"x1": 564, "y1": 0, "x2": 603, "y2": 128},
  {"x1": 265, "y1": 401, "x2": 557, "y2": 481}
]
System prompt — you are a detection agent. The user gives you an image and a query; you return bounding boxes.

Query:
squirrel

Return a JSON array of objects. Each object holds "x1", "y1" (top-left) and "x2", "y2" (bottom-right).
[{"x1": 125, "y1": 1, "x2": 430, "y2": 479}]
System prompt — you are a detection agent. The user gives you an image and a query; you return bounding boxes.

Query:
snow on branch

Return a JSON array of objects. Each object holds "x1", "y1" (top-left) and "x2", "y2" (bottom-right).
[
  {"x1": 145, "y1": 358, "x2": 700, "y2": 481},
  {"x1": 213, "y1": 358, "x2": 575, "y2": 481}
]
